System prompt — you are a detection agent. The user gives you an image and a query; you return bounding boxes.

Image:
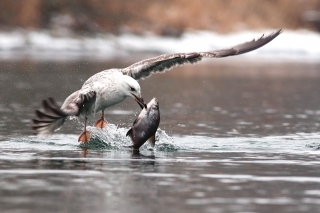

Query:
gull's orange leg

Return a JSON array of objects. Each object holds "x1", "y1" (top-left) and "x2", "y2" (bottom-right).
[{"x1": 78, "y1": 116, "x2": 91, "y2": 143}]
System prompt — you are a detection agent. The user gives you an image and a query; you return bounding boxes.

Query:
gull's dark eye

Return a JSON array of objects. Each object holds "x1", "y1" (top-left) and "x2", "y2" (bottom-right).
[{"x1": 130, "y1": 87, "x2": 135, "y2": 92}]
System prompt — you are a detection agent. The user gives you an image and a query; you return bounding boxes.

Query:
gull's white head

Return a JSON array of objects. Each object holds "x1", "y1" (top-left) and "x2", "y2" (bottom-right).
[{"x1": 122, "y1": 75, "x2": 145, "y2": 108}]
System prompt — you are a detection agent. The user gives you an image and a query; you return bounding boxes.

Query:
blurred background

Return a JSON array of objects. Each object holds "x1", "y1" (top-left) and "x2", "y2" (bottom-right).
[
  {"x1": 1, "y1": 0, "x2": 320, "y2": 34},
  {"x1": 0, "y1": 0, "x2": 320, "y2": 60},
  {"x1": 0, "y1": 0, "x2": 319, "y2": 61}
]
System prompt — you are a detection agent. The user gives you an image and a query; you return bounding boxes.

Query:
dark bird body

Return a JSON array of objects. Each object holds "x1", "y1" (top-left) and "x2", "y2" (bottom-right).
[{"x1": 126, "y1": 98, "x2": 160, "y2": 150}]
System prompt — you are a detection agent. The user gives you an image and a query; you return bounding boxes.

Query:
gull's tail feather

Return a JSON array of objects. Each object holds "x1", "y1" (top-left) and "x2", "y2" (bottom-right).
[
  {"x1": 32, "y1": 98, "x2": 69, "y2": 137},
  {"x1": 32, "y1": 91, "x2": 96, "y2": 137}
]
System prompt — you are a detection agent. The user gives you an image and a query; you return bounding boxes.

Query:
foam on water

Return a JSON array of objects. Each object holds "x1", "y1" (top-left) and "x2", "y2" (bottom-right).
[
  {"x1": 2, "y1": 123, "x2": 320, "y2": 154},
  {"x1": 2, "y1": 134, "x2": 78, "y2": 151}
]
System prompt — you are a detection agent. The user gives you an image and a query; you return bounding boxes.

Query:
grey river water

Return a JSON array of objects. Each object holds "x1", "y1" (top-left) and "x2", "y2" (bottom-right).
[{"x1": 1, "y1": 58, "x2": 320, "y2": 213}]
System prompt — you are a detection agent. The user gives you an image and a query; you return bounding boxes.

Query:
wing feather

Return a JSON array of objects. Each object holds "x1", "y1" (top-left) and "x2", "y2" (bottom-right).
[{"x1": 122, "y1": 29, "x2": 282, "y2": 80}]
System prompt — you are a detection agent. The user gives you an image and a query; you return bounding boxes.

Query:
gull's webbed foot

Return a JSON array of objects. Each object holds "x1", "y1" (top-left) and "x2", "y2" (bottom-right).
[
  {"x1": 78, "y1": 130, "x2": 91, "y2": 143},
  {"x1": 94, "y1": 118, "x2": 108, "y2": 129}
]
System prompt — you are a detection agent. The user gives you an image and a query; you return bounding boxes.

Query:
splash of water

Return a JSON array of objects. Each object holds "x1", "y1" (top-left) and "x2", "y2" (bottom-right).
[
  {"x1": 4, "y1": 125, "x2": 320, "y2": 153},
  {"x1": 80, "y1": 124, "x2": 176, "y2": 151}
]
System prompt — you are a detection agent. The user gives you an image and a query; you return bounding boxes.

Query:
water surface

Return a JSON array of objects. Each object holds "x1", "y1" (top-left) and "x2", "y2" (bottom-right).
[{"x1": 1, "y1": 59, "x2": 320, "y2": 213}]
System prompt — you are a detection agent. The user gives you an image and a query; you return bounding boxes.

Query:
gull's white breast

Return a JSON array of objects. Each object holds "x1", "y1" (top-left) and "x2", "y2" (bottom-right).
[{"x1": 80, "y1": 69, "x2": 128, "y2": 113}]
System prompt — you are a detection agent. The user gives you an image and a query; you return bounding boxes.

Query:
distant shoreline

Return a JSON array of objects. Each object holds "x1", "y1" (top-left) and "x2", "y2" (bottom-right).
[{"x1": 0, "y1": 29, "x2": 319, "y2": 62}]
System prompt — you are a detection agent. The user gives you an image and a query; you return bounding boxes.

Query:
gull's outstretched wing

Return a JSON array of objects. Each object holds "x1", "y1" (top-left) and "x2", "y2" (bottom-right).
[{"x1": 122, "y1": 29, "x2": 282, "y2": 80}]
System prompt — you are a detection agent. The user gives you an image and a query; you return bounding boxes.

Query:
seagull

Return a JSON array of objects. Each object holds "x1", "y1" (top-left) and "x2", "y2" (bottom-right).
[{"x1": 32, "y1": 29, "x2": 282, "y2": 142}]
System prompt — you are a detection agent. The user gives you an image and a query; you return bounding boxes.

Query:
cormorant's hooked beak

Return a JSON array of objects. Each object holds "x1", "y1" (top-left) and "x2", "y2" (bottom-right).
[{"x1": 132, "y1": 94, "x2": 147, "y2": 109}]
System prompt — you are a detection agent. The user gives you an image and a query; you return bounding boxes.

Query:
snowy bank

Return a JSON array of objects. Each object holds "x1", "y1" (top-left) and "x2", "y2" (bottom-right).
[{"x1": 0, "y1": 29, "x2": 319, "y2": 62}]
